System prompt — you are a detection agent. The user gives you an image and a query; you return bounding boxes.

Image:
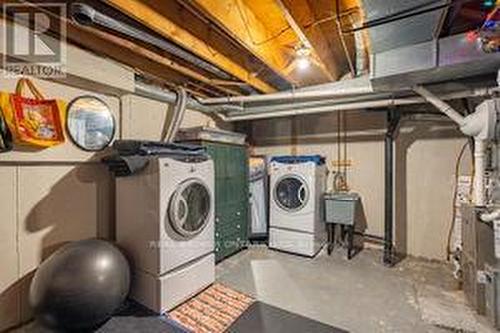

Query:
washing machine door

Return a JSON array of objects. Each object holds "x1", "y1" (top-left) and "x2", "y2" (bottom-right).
[
  {"x1": 273, "y1": 174, "x2": 309, "y2": 212},
  {"x1": 169, "y1": 178, "x2": 211, "y2": 238}
]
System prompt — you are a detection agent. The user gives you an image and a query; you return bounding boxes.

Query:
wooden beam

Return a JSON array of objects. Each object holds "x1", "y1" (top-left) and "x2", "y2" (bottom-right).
[
  {"x1": 186, "y1": 0, "x2": 297, "y2": 86},
  {"x1": 78, "y1": 25, "x2": 242, "y2": 96},
  {"x1": 64, "y1": 22, "x2": 231, "y2": 97},
  {"x1": 280, "y1": 0, "x2": 357, "y2": 80},
  {"x1": 186, "y1": 0, "x2": 332, "y2": 86},
  {"x1": 105, "y1": 0, "x2": 275, "y2": 93},
  {"x1": 6, "y1": 0, "x2": 244, "y2": 97},
  {"x1": 274, "y1": 0, "x2": 334, "y2": 81}
]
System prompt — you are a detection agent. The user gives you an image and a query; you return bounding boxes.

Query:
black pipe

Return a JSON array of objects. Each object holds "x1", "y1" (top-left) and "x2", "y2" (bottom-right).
[{"x1": 383, "y1": 110, "x2": 400, "y2": 266}]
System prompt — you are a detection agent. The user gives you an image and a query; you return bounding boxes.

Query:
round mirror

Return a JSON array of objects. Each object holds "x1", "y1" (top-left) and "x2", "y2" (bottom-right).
[{"x1": 67, "y1": 96, "x2": 115, "y2": 151}]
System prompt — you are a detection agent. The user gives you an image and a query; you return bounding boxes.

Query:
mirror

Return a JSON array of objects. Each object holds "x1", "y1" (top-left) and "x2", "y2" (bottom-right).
[{"x1": 67, "y1": 96, "x2": 115, "y2": 151}]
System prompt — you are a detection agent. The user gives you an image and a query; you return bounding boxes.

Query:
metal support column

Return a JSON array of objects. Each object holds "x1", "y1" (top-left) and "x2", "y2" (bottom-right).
[{"x1": 383, "y1": 110, "x2": 400, "y2": 266}]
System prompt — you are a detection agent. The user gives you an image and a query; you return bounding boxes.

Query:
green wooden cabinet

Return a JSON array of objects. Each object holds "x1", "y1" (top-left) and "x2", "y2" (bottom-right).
[{"x1": 204, "y1": 142, "x2": 249, "y2": 262}]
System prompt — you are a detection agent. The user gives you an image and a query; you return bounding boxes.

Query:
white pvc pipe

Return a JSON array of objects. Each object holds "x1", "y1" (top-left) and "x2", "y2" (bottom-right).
[
  {"x1": 200, "y1": 78, "x2": 373, "y2": 105},
  {"x1": 226, "y1": 99, "x2": 402, "y2": 121},
  {"x1": 413, "y1": 85, "x2": 466, "y2": 126},
  {"x1": 223, "y1": 87, "x2": 498, "y2": 121},
  {"x1": 481, "y1": 209, "x2": 500, "y2": 222},
  {"x1": 412, "y1": 85, "x2": 495, "y2": 206},
  {"x1": 481, "y1": 207, "x2": 500, "y2": 259},
  {"x1": 474, "y1": 139, "x2": 486, "y2": 206}
]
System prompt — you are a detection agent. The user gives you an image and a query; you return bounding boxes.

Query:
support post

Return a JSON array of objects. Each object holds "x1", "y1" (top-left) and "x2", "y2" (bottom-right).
[{"x1": 383, "y1": 110, "x2": 400, "y2": 266}]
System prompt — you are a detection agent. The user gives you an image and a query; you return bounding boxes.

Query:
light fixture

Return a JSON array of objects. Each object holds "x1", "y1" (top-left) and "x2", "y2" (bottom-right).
[
  {"x1": 295, "y1": 45, "x2": 311, "y2": 71},
  {"x1": 296, "y1": 56, "x2": 310, "y2": 70}
]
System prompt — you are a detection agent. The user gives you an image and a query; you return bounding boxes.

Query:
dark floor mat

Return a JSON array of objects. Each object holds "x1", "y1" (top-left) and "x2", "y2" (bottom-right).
[
  {"x1": 227, "y1": 301, "x2": 348, "y2": 333},
  {"x1": 95, "y1": 301, "x2": 188, "y2": 333},
  {"x1": 95, "y1": 316, "x2": 186, "y2": 333},
  {"x1": 17, "y1": 301, "x2": 189, "y2": 333}
]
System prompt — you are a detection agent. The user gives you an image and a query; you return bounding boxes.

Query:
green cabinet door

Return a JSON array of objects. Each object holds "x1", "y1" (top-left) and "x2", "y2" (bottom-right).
[{"x1": 203, "y1": 142, "x2": 249, "y2": 262}]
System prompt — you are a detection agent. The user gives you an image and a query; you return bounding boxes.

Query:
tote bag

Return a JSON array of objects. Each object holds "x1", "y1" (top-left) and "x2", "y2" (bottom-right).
[{"x1": 0, "y1": 78, "x2": 65, "y2": 148}]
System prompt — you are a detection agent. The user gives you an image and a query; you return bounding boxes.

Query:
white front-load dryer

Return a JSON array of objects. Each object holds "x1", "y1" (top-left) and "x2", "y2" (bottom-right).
[
  {"x1": 269, "y1": 159, "x2": 326, "y2": 257},
  {"x1": 116, "y1": 155, "x2": 214, "y2": 313}
]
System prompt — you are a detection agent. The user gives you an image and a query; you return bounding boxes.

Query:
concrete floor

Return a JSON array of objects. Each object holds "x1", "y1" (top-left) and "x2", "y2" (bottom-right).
[{"x1": 216, "y1": 246, "x2": 495, "y2": 333}]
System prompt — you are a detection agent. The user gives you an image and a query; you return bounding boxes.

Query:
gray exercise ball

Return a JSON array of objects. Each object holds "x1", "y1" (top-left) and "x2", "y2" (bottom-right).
[{"x1": 29, "y1": 239, "x2": 130, "y2": 331}]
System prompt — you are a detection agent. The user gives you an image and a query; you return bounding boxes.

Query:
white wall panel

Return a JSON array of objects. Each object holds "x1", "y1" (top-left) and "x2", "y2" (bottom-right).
[
  {"x1": 252, "y1": 111, "x2": 469, "y2": 260},
  {"x1": 0, "y1": 166, "x2": 19, "y2": 331}
]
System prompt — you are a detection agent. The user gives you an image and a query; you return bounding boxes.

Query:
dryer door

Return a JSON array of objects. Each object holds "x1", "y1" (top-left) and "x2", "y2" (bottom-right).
[
  {"x1": 273, "y1": 174, "x2": 309, "y2": 212},
  {"x1": 169, "y1": 178, "x2": 211, "y2": 238}
]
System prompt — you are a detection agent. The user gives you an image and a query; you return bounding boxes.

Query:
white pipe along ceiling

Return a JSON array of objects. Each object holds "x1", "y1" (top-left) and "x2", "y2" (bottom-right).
[
  {"x1": 414, "y1": 85, "x2": 500, "y2": 207},
  {"x1": 225, "y1": 87, "x2": 499, "y2": 122},
  {"x1": 133, "y1": 1, "x2": 500, "y2": 122},
  {"x1": 136, "y1": 78, "x2": 500, "y2": 122},
  {"x1": 199, "y1": 77, "x2": 374, "y2": 105}
]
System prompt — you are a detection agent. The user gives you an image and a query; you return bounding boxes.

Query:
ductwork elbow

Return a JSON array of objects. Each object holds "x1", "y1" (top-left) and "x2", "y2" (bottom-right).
[
  {"x1": 460, "y1": 100, "x2": 498, "y2": 140},
  {"x1": 481, "y1": 209, "x2": 500, "y2": 222}
]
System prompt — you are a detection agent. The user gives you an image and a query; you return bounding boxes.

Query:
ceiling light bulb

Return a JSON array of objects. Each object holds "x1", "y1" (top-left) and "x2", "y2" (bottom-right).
[
  {"x1": 295, "y1": 44, "x2": 311, "y2": 71},
  {"x1": 296, "y1": 56, "x2": 310, "y2": 70}
]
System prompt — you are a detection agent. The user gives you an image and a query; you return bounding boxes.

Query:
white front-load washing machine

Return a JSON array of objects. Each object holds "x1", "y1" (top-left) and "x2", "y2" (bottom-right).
[
  {"x1": 116, "y1": 153, "x2": 214, "y2": 313},
  {"x1": 269, "y1": 156, "x2": 326, "y2": 257}
]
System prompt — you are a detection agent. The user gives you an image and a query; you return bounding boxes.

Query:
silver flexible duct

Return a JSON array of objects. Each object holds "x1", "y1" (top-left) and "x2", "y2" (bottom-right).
[
  {"x1": 134, "y1": 81, "x2": 242, "y2": 114},
  {"x1": 162, "y1": 87, "x2": 188, "y2": 143},
  {"x1": 71, "y1": 3, "x2": 232, "y2": 80}
]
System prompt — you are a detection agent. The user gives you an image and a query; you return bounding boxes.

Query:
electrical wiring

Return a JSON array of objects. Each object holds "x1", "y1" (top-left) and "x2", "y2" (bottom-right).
[
  {"x1": 252, "y1": 26, "x2": 292, "y2": 46},
  {"x1": 335, "y1": 0, "x2": 356, "y2": 76},
  {"x1": 234, "y1": 0, "x2": 291, "y2": 46},
  {"x1": 300, "y1": 0, "x2": 468, "y2": 36},
  {"x1": 233, "y1": 0, "x2": 355, "y2": 47},
  {"x1": 302, "y1": 0, "x2": 444, "y2": 32},
  {"x1": 302, "y1": 7, "x2": 360, "y2": 30},
  {"x1": 446, "y1": 141, "x2": 473, "y2": 260}
]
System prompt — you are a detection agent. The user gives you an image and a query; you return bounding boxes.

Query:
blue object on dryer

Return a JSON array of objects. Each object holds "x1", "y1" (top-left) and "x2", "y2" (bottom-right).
[{"x1": 270, "y1": 155, "x2": 325, "y2": 166}]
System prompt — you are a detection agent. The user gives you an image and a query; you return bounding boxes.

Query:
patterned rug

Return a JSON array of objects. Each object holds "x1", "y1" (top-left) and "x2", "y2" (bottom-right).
[{"x1": 168, "y1": 283, "x2": 254, "y2": 333}]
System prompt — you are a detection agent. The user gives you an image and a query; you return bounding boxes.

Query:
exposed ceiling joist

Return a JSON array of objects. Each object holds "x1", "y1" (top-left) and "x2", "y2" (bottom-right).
[
  {"x1": 13, "y1": 1, "x2": 239, "y2": 97},
  {"x1": 105, "y1": 0, "x2": 276, "y2": 93},
  {"x1": 184, "y1": 0, "x2": 298, "y2": 87},
  {"x1": 279, "y1": 0, "x2": 358, "y2": 80},
  {"x1": 65, "y1": 23, "x2": 223, "y2": 97},
  {"x1": 79, "y1": 26, "x2": 242, "y2": 96},
  {"x1": 186, "y1": 0, "x2": 334, "y2": 86},
  {"x1": 274, "y1": 0, "x2": 335, "y2": 81}
]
